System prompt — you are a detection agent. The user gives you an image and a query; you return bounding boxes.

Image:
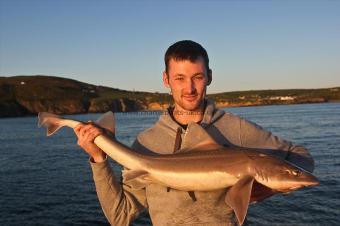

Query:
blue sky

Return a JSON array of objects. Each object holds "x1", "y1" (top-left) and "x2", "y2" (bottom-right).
[{"x1": 1, "y1": 0, "x2": 339, "y2": 93}]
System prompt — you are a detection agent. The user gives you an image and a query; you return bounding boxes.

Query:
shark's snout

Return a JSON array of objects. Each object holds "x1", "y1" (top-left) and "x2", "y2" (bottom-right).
[
  {"x1": 306, "y1": 177, "x2": 320, "y2": 186},
  {"x1": 296, "y1": 173, "x2": 320, "y2": 190},
  {"x1": 305, "y1": 172, "x2": 319, "y2": 184}
]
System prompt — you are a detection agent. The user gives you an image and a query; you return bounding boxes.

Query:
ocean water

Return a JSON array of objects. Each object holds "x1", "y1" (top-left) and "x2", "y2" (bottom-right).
[{"x1": 0, "y1": 103, "x2": 339, "y2": 226}]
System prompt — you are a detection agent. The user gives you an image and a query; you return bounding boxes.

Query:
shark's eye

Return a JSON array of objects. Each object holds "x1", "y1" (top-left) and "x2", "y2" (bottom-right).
[{"x1": 292, "y1": 170, "x2": 301, "y2": 176}]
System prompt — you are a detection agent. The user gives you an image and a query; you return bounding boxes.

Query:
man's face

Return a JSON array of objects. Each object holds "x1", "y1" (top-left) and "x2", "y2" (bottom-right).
[{"x1": 163, "y1": 57, "x2": 212, "y2": 112}]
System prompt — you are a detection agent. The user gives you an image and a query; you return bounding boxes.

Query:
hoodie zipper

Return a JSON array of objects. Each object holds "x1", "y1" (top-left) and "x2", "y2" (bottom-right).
[
  {"x1": 173, "y1": 127, "x2": 182, "y2": 154},
  {"x1": 170, "y1": 126, "x2": 197, "y2": 202}
]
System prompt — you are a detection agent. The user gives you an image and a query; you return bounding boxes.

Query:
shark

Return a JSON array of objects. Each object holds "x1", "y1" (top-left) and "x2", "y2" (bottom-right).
[{"x1": 38, "y1": 111, "x2": 319, "y2": 225}]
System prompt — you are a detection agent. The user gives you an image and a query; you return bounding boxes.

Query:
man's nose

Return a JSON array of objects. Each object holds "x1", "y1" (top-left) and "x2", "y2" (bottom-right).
[{"x1": 184, "y1": 79, "x2": 196, "y2": 93}]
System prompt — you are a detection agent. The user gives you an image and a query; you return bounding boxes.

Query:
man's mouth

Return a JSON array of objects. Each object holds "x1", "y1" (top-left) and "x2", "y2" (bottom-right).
[{"x1": 182, "y1": 95, "x2": 198, "y2": 101}]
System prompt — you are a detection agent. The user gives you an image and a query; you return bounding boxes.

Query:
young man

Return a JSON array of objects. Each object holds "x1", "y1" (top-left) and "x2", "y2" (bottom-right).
[{"x1": 74, "y1": 40, "x2": 314, "y2": 225}]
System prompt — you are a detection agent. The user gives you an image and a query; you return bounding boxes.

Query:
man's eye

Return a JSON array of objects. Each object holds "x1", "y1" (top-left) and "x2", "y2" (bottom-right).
[
  {"x1": 175, "y1": 77, "x2": 184, "y2": 80},
  {"x1": 194, "y1": 75, "x2": 204, "y2": 80}
]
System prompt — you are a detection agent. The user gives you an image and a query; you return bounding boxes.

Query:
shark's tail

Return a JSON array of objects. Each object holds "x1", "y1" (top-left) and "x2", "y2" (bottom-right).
[
  {"x1": 38, "y1": 111, "x2": 115, "y2": 136},
  {"x1": 38, "y1": 112, "x2": 67, "y2": 136}
]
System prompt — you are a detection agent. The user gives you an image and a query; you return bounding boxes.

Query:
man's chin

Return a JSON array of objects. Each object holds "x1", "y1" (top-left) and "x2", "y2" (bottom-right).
[{"x1": 180, "y1": 100, "x2": 202, "y2": 112}]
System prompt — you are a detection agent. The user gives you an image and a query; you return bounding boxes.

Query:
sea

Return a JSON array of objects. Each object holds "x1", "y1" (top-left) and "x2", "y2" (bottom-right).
[{"x1": 0, "y1": 103, "x2": 339, "y2": 226}]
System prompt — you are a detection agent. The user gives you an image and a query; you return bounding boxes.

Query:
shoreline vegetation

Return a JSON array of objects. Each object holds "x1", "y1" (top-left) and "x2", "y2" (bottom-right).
[{"x1": 1, "y1": 75, "x2": 339, "y2": 117}]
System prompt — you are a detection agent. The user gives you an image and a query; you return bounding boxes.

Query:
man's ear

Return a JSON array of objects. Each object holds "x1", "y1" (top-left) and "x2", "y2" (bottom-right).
[
  {"x1": 207, "y1": 69, "x2": 212, "y2": 86},
  {"x1": 163, "y1": 71, "x2": 170, "y2": 88}
]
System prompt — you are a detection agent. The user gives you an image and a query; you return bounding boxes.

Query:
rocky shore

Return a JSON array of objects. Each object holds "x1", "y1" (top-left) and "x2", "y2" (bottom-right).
[{"x1": 0, "y1": 75, "x2": 171, "y2": 117}]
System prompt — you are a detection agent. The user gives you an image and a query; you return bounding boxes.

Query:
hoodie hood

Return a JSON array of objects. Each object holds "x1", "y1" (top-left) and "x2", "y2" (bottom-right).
[{"x1": 157, "y1": 99, "x2": 225, "y2": 134}]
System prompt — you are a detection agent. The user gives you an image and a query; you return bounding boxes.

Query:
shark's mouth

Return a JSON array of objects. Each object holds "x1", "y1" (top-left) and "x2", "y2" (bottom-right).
[
  {"x1": 277, "y1": 186, "x2": 302, "y2": 193},
  {"x1": 289, "y1": 185, "x2": 303, "y2": 190}
]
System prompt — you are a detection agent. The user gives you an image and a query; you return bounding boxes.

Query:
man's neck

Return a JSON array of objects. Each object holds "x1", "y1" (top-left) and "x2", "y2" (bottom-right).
[{"x1": 172, "y1": 101, "x2": 206, "y2": 126}]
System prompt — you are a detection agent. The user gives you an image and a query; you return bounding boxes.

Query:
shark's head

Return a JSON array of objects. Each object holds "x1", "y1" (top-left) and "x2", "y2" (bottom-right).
[{"x1": 252, "y1": 154, "x2": 319, "y2": 192}]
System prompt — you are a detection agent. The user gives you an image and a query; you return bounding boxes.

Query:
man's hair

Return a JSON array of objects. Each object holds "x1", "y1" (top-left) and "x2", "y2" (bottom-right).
[{"x1": 164, "y1": 40, "x2": 210, "y2": 74}]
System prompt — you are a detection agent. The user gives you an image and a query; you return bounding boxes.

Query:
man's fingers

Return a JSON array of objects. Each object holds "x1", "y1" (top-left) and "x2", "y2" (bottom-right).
[
  {"x1": 74, "y1": 123, "x2": 86, "y2": 135},
  {"x1": 86, "y1": 131, "x2": 101, "y2": 142},
  {"x1": 74, "y1": 122, "x2": 106, "y2": 143},
  {"x1": 82, "y1": 123, "x2": 99, "y2": 131},
  {"x1": 88, "y1": 127, "x2": 103, "y2": 139},
  {"x1": 81, "y1": 126, "x2": 102, "y2": 141}
]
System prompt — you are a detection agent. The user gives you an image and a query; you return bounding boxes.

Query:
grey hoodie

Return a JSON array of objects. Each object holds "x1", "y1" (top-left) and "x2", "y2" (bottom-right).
[{"x1": 90, "y1": 100, "x2": 314, "y2": 226}]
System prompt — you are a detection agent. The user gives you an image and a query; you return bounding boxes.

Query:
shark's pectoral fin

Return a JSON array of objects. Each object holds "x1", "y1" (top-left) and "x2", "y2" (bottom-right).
[
  {"x1": 122, "y1": 169, "x2": 152, "y2": 189},
  {"x1": 250, "y1": 181, "x2": 277, "y2": 203},
  {"x1": 225, "y1": 176, "x2": 255, "y2": 226}
]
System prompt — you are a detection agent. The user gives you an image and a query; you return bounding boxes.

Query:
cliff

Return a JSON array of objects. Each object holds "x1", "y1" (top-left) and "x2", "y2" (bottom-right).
[{"x1": 0, "y1": 75, "x2": 170, "y2": 117}]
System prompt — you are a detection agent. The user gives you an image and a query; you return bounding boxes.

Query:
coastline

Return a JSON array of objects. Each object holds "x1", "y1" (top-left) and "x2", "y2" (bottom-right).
[
  {"x1": 1, "y1": 75, "x2": 339, "y2": 118},
  {"x1": 1, "y1": 101, "x2": 338, "y2": 119}
]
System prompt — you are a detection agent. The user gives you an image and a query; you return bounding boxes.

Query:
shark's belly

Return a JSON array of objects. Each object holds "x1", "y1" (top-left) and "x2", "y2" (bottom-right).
[{"x1": 149, "y1": 171, "x2": 239, "y2": 191}]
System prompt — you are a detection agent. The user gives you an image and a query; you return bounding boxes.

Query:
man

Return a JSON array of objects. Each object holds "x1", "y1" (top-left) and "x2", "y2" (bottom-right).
[{"x1": 74, "y1": 40, "x2": 314, "y2": 225}]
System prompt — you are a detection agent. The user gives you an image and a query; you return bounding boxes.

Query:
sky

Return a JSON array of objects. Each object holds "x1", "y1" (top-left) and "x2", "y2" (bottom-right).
[{"x1": 0, "y1": 0, "x2": 339, "y2": 93}]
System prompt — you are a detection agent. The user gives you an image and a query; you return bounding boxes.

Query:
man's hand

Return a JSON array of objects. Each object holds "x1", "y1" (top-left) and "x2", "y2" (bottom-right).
[{"x1": 74, "y1": 122, "x2": 107, "y2": 163}]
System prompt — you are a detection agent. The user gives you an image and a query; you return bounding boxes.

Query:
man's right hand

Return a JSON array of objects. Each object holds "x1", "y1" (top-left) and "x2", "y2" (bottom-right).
[{"x1": 74, "y1": 122, "x2": 107, "y2": 163}]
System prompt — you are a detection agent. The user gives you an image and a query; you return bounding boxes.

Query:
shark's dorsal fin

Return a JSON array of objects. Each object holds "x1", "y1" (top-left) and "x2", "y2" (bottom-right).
[
  {"x1": 225, "y1": 176, "x2": 255, "y2": 226},
  {"x1": 95, "y1": 111, "x2": 115, "y2": 133},
  {"x1": 182, "y1": 122, "x2": 223, "y2": 152}
]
